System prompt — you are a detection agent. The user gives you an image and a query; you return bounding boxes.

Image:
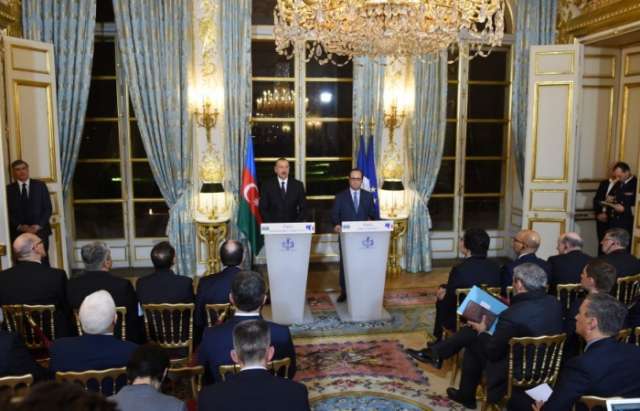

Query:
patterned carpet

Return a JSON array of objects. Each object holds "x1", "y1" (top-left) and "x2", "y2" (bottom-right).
[{"x1": 292, "y1": 288, "x2": 465, "y2": 411}]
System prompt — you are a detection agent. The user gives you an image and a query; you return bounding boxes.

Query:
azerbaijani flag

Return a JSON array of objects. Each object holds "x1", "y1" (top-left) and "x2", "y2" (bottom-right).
[{"x1": 237, "y1": 137, "x2": 264, "y2": 255}]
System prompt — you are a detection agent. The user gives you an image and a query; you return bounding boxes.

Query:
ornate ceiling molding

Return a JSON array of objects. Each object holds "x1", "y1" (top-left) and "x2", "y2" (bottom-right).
[{"x1": 557, "y1": 0, "x2": 640, "y2": 43}]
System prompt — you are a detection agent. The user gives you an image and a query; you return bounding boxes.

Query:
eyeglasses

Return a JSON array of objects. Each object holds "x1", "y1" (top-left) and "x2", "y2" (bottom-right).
[
  {"x1": 349, "y1": 177, "x2": 363, "y2": 181},
  {"x1": 512, "y1": 237, "x2": 524, "y2": 244}
]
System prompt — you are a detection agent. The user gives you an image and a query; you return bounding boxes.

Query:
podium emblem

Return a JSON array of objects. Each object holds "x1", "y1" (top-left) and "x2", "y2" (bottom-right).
[
  {"x1": 361, "y1": 236, "x2": 375, "y2": 249},
  {"x1": 281, "y1": 237, "x2": 295, "y2": 251}
]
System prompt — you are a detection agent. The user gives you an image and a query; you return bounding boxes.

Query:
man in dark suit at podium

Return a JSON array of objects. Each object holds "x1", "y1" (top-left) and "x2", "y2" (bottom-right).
[
  {"x1": 331, "y1": 168, "x2": 378, "y2": 302},
  {"x1": 259, "y1": 158, "x2": 306, "y2": 223},
  {"x1": 6, "y1": 160, "x2": 52, "y2": 264}
]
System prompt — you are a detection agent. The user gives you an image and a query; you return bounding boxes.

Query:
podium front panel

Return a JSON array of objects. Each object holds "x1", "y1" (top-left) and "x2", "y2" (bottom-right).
[
  {"x1": 262, "y1": 223, "x2": 314, "y2": 325},
  {"x1": 340, "y1": 226, "x2": 391, "y2": 321}
]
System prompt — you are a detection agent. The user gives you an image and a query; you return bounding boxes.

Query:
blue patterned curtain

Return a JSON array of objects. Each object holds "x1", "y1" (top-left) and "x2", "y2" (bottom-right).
[
  {"x1": 353, "y1": 57, "x2": 385, "y2": 161},
  {"x1": 405, "y1": 53, "x2": 447, "y2": 273},
  {"x1": 220, "y1": 0, "x2": 252, "y2": 259},
  {"x1": 113, "y1": 0, "x2": 195, "y2": 276},
  {"x1": 512, "y1": 0, "x2": 558, "y2": 190},
  {"x1": 22, "y1": 0, "x2": 96, "y2": 196}
]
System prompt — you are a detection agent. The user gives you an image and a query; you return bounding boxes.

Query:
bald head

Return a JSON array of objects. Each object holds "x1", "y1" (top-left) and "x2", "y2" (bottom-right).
[
  {"x1": 513, "y1": 229, "x2": 541, "y2": 255},
  {"x1": 220, "y1": 240, "x2": 244, "y2": 267},
  {"x1": 557, "y1": 232, "x2": 583, "y2": 254},
  {"x1": 12, "y1": 233, "x2": 44, "y2": 262}
]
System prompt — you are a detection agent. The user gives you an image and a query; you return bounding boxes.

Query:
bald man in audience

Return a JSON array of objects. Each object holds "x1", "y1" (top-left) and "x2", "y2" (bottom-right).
[
  {"x1": 50, "y1": 290, "x2": 137, "y2": 374},
  {"x1": 600, "y1": 228, "x2": 640, "y2": 278},
  {"x1": 500, "y1": 229, "x2": 550, "y2": 295},
  {"x1": 519, "y1": 294, "x2": 640, "y2": 411},
  {"x1": 547, "y1": 232, "x2": 592, "y2": 293},
  {"x1": 0, "y1": 233, "x2": 70, "y2": 337}
]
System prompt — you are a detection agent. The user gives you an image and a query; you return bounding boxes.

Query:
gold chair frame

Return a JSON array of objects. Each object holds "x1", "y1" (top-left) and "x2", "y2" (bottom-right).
[
  {"x1": 616, "y1": 328, "x2": 631, "y2": 344},
  {"x1": 218, "y1": 357, "x2": 291, "y2": 382},
  {"x1": 205, "y1": 303, "x2": 235, "y2": 327},
  {"x1": 579, "y1": 395, "x2": 623, "y2": 411},
  {"x1": 555, "y1": 283, "x2": 583, "y2": 311},
  {"x1": 2, "y1": 304, "x2": 56, "y2": 350},
  {"x1": 142, "y1": 303, "x2": 194, "y2": 365},
  {"x1": 166, "y1": 365, "x2": 204, "y2": 400},
  {"x1": 74, "y1": 306, "x2": 127, "y2": 341},
  {"x1": 0, "y1": 374, "x2": 33, "y2": 395},
  {"x1": 634, "y1": 326, "x2": 640, "y2": 347},
  {"x1": 616, "y1": 274, "x2": 640, "y2": 306},
  {"x1": 55, "y1": 367, "x2": 127, "y2": 396}
]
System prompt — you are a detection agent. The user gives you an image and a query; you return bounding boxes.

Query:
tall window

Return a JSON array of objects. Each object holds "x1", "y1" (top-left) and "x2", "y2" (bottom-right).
[
  {"x1": 430, "y1": 47, "x2": 511, "y2": 238},
  {"x1": 71, "y1": 1, "x2": 168, "y2": 267},
  {"x1": 251, "y1": 1, "x2": 353, "y2": 234}
]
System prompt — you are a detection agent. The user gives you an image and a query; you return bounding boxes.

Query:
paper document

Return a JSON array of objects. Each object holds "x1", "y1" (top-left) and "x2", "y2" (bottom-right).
[{"x1": 525, "y1": 383, "x2": 553, "y2": 402}]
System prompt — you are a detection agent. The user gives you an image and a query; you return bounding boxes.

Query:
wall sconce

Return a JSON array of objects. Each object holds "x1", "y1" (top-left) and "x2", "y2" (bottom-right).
[{"x1": 381, "y1": 91, "x2": 406, "y2": 191}]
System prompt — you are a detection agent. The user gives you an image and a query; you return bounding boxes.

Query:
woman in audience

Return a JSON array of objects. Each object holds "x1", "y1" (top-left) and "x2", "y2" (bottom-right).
[{"x1": 109, "y1": 343, "x2": 186, "y2": 411}]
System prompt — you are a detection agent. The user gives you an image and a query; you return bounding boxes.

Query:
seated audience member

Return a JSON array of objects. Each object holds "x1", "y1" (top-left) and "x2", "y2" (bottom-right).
[
  {"x1": 195, "y1": 240, "x2": 244, "y2": 329},
  {"x1": 0, "y1": 327, "x2": 50, "y2": 381},
  {"x1": 563, "y1": 260, "x2": 617, "y2": 358},
  {"x1": 500, "y1": 229, "x2": 551, "y2": 294},
  {"x1": 136, "y1": 241, "x2": 193, "y2": 304},
  {"x1": 198, "y1": 320, "x2": 310, "y2": 411},
  {"x1": 406, "y1": 228, "x2": 500, "y2": 361},
  {"x1": 67, "y1": 242, "x2": 143, "y2": 342},
  {"x1": 600, "y1": 228, "x2": 640, "y2": 277},
  {"x1": 198, "y1": 270, "x2": 296, "y2": 383},
  {"x1": 16, "y1": 381, "x2": 117, "y2": 411},
  {"x1": 50, "y1": 290, "x2": 137, "y2": 373},
  {"x1": 109, "y1": 344, "x2": 186, "y2": 411},
  {"x1": 519, "y1": 294, "x2": 640, "y2": 411},
  {"x1": 547, "y1": 232, "x2": 592, "y2": 292},
  {"x1": 0, "y1": 233, "x2": 70, "y2": 337},
  {"x1": 412, "y1": 264, "x2": 563, "y2": 409}
]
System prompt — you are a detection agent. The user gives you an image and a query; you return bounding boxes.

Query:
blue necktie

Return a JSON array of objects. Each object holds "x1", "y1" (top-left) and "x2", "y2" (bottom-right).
[{"x1": 353, "y1": 191, "x2": 359, "y2": 210}]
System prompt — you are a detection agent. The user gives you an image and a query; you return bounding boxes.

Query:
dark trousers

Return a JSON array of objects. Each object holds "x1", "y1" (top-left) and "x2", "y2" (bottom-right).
[
  {"x1": 433, "y1": 299, "x2": 456, "y2": 341},
  {"x1": 432, "y1": 326, "x2": 477, "y2": 359},
  {"x1": 338, "y1": 237, "x2": 346, "y2": 293}
]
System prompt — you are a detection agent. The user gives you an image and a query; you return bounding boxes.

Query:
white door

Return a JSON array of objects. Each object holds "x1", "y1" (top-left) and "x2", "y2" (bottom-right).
[
  {"x1": 2, "y1": 35, "x2": 69, "y2": 272},
  {"x1": 522, "y1": 44, "x2": 582, "y2": 259}
]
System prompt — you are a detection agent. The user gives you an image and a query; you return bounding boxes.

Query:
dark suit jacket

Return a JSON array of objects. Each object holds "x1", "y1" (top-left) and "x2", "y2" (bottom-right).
[
  {"x1": 478, "y1": 290, "x2": 564, "y2": 402},
  {"x1": 136, "y1": 269, "x2": 193, "y2": 305},
  {"x1": 194, "y1": 266, "x2": 240, "y2": 328},
  {"x1": 67, "y1": 270, "x2": 143, "y2": 343},
  {"x1": 49, "y1": 334, "x2": 137, "y2": 372},
  {"x1": 439, "y1": 255, "x2": 501, "y2": 331},
  {"x1": 601, "y1": 249, "x2": 640, "y2": 278},
  {"x1": 198, "y1": 314, "x2": 296, "y2": 383},
  {"x1": 547, "y1": 250, "x2": 592, "y2": 291},
  {"x1": 197, "y1": 369, "x2": 310, "y2": 411},
  {"x1": 259, "y1": 177, "x2": 306, "y2": 223},
  {"x1": 0, "y1": 261, "x2": 70, "y2": 337},
  {"x1": 593, "y1": 179, "x2": 613, "y2": 214},
  {"x1": 0, "y1": 330, "x2": 50, "y2": 381},
  {"x1": 500, "y1": 253, "x2": 551, "y2": 294},
  {"x1": 331, "y1": 188, "x2": 377, "y2": 225},
  {"x1": 609, "y1": 176, "x2": 637, "y2": 230},
  {"x1": 541, "y1": 338, "x2": 640, "y2": 411},
  {"x1": 6, "y1": 179, "x2": 52, "y2": 239}
]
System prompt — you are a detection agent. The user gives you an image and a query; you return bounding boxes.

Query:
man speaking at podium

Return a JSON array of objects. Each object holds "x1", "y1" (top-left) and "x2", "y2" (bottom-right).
[
  {"x1": 259, "y1": 158, "x2": 306, "y2": 223},
  {"x1": 332, "y1": 168, "x2": 378, "y2": 302}
]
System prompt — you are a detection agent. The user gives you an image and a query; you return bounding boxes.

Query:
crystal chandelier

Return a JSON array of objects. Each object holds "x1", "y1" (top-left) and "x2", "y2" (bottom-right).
[
  {"x1": 274, "y1": 0, "x2": 505, "y2": 65},
  {"x1": 255, "y1": 87, "x2": 296, "y2": 117}
]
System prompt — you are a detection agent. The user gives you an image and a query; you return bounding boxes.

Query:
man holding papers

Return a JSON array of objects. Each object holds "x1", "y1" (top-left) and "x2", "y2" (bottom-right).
[
  {"x1": 522, "y1": 294, "x2": 640, "y2": 411},
  {"x1": 406, "y1": 228, "x2": 500, "y2": 362},
  {"x1": 408, "y1": 263, "x2": 562, "y2": 409}
]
